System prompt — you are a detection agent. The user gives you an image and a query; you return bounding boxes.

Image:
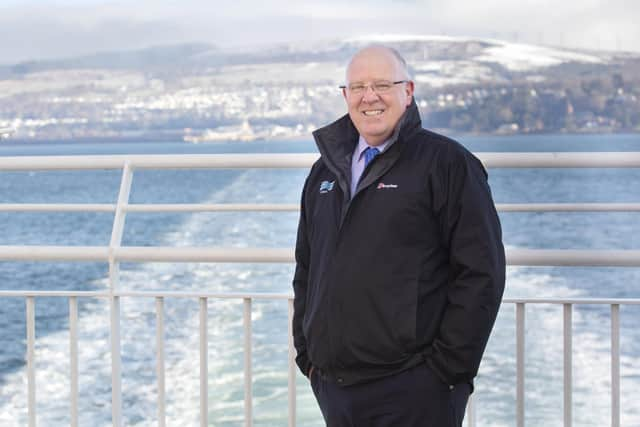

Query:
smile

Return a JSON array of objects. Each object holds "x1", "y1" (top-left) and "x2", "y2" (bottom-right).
[{"x1": 363, "y1": 110, "x2": 384, "y2": 116}]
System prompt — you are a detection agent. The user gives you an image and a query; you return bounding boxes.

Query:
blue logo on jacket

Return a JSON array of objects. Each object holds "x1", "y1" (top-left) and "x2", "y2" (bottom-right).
[{"x1": 319, "y1": 180, "x2": 335, "y2": 193}]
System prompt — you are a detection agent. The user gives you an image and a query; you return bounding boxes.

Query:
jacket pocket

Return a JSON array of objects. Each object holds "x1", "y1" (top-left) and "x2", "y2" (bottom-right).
[{"x1": 391, "y1": 278, "x2": 418, "y2": 353}]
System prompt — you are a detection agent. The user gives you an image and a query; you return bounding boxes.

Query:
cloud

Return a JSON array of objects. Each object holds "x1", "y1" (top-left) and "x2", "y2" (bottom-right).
[
  {"x1": 0, "y1": 2, "x2": 312, "y2": 63},
  {"x1": 0, "y1": 14, "x2": 186, "y2": 63},
  {"x1": 0, "y1": 0, "x2": 638, "y2": 64}
]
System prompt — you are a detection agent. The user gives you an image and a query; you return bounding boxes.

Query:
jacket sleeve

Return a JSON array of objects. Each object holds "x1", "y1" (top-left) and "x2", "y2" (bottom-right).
[
  {"x1": 426, "y1": 145, "x2": 506, "y2": 386},
  {"x1": 292, "y1": 176, "x2": 312, "y2": 377}
]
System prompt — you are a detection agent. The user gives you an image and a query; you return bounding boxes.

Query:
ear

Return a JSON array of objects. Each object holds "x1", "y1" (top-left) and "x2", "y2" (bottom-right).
[
  {"x1": 342, "y1": 87, "x2": 348, "y2": 101},
  {"x1": 404, "y1": 81, "x2": 415, "y2": 106}
]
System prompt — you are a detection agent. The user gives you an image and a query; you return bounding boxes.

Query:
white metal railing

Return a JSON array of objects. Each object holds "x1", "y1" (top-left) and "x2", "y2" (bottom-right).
[
  {"x1": 3, "y1": 202, "x2": 640, "y2": 213},
  {"x1": 1, "y1": 152, "x2": 640, "y2": 427},
  {"x1": 3, "y1": 290, "x2": 639, "y2": 427}
]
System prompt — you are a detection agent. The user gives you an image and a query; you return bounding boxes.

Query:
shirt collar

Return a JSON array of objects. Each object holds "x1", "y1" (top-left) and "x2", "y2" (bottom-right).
[{"x1": 356, "y1": 135, "x2": 391, "y2": 160}]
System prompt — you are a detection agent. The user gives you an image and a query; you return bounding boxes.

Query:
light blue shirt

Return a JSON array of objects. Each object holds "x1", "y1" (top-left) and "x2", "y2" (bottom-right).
[{"x1": 350, "y1": 135, "x2": 391, "y2": 197}]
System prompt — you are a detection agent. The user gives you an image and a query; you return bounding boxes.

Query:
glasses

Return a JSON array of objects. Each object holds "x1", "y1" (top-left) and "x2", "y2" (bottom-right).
[{"x1": 339, "y1": 80, "x2": 408, "y2": 95}]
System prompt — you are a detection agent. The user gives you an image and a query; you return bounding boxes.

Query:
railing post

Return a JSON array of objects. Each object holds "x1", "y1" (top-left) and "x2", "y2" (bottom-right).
[
  {"x1": 156, "y1": 297, "x2": 166, "y2": 427},
  {"x1": 243, "y1": 298, "x2": 253, "y2": 427},
  {"x1": 26, "y1": 296, "x2": 36, "y2": 427},
  {"x1": 108, "y1": 291, "x2": 122, "y2": 426},
  {"x1": 563, "y1": 304, "x2": 572, "y2": 427},
  {"x1": 516, "y1": 302, "x2": 525, "y2": 427},
  {"x1": 465, "y1": 394, "x2": 475, "y2": 427},
  {"x1": 108, "y1": 162, "x2": 134, "y2": 427},
  {"x1": 287, "y1": 298, "x2": 296, "y2": 427},
  {"x1": 611, "y1": 304, "x2": 620, "y2": 427},
  {"x1": 69, "y1": 297, "x2": 79, "y2": 427},
  {"x1": 199, "y1": 297, "x2": 208, "y2": 427}
]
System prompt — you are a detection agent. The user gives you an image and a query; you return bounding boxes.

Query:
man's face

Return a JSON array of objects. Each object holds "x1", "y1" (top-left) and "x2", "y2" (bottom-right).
[{"x1": 343, "y1": 48, "x2": 414, "y2": 146}]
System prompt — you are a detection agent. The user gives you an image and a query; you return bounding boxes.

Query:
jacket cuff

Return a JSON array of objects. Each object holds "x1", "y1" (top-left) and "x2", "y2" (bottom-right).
[{"x1": 423, "y1": 347, "x2": 460, "y2": 386}]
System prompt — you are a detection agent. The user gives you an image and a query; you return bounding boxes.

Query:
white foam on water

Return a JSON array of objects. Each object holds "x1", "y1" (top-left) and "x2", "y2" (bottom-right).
[
  {"x1": 0, "y1": 168, "x2": 300, "y2": 426},
  {"x1": 475, "y1": 248, "x2": 640, "y2": 426}
]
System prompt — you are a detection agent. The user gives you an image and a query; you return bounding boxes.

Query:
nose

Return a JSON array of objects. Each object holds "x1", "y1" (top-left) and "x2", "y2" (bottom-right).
[{"x1": 362, "y1": 85, "x2": 380, "y2": 103}]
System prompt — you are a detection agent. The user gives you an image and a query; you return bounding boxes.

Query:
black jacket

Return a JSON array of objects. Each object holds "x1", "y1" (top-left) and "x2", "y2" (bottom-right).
[{"x1": 292, "y1": 100, "x2": 505, "y2": 387}]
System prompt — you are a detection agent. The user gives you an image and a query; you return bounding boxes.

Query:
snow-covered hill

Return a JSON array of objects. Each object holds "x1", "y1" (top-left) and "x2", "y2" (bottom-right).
[{"x1": 1, "y1": 35, "x2": 638, "y2": 141}]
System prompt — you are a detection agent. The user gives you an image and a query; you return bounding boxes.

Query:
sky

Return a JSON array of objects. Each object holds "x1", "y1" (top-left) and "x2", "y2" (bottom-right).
[{"x1": 0, "y1": 0, "x2": 639, "y2": 64}]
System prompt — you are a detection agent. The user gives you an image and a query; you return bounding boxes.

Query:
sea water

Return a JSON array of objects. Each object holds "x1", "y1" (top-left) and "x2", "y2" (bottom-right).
[{"x1": 0, "y1": 134, "x2": 639, "y2": 426}]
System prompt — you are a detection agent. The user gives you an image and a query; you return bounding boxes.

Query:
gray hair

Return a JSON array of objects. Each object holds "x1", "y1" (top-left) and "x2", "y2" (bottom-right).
[
  {"x1": 386, "y1": 46, "x2": 411, "y2": 80},
  {"x1": 345, "y1": 45, "x2": 412, "y2": 82}
]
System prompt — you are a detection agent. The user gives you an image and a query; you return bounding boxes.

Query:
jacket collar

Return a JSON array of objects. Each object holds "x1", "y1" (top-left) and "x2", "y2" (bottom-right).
[{"x1": 312, "y1": 98, "x2": 422, "y2": 196}]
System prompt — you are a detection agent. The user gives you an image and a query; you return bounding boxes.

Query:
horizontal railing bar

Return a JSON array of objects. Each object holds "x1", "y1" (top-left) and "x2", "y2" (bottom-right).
[
  {"x1": 1, "y1": 246, "x2": 639, "y2": 266},
  {"x1": 0, "y1": 246, "x2": 108, "y2": 261},
  {"x1": 115, "y1": 291, "x2": 293, "y2": 300},
  {"x1": 2, "y1": 152, "x2": 640, "y2": 171},
  {"x1": 0, "y1": 154, "x2": 319, "y2": 170},
  {"x1": 0, "y1": 203, "x2": 116, "y2": 212},
  {"x1": 507, "y1": 249, "x2": 640, "y2": 266},
  {"x1": 124, "y1": 203, "x2": 299, "y2": 212},
  {"x1": 0, "y1": 291, "x2": 110, "y2": 297},
  {"x1": 502, "y1": 297, "x2": 640, "y2": 304},
  {"x1": 496, "y1": 203, "x2": 640, "y2": 212},
  {"x1": 115, "y1": 247, "x2": 292, "y2": 263},
  {"x1": 0, "y1": 290, "x2": 293, "y2": 299},
  {"x1": 479, "y1": 152, "x2": 640, "y2": 168},
  {"x1": 1, "y1": 202, "x2": 640, "y2": 214},
  {"x1": 0, "y1": 246, "x2": 291, "y2": 262},
  {"x1": 1, "y1": 290, "x2": 639, "y2": 305}
]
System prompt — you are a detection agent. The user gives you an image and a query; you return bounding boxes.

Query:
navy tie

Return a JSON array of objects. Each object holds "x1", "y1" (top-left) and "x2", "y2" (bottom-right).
[{"x1": 364, "y1": 147, "x2": 380, "y2": 168}]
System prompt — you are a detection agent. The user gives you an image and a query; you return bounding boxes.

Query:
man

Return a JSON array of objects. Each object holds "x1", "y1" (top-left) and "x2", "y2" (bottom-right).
[{"x1": 292, "y1": 45, "x2": 505, "y2": 427}]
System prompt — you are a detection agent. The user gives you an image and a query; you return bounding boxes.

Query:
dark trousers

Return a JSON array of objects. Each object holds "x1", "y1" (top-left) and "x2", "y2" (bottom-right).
[{"x1": 310, "y1": 363, "x2": 470, "y2": 427}]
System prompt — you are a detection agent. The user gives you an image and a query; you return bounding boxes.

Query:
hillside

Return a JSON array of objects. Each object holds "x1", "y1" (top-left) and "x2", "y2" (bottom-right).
[{"x1": 1, "y1": 35, "x2": 638, "y2": 142}]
